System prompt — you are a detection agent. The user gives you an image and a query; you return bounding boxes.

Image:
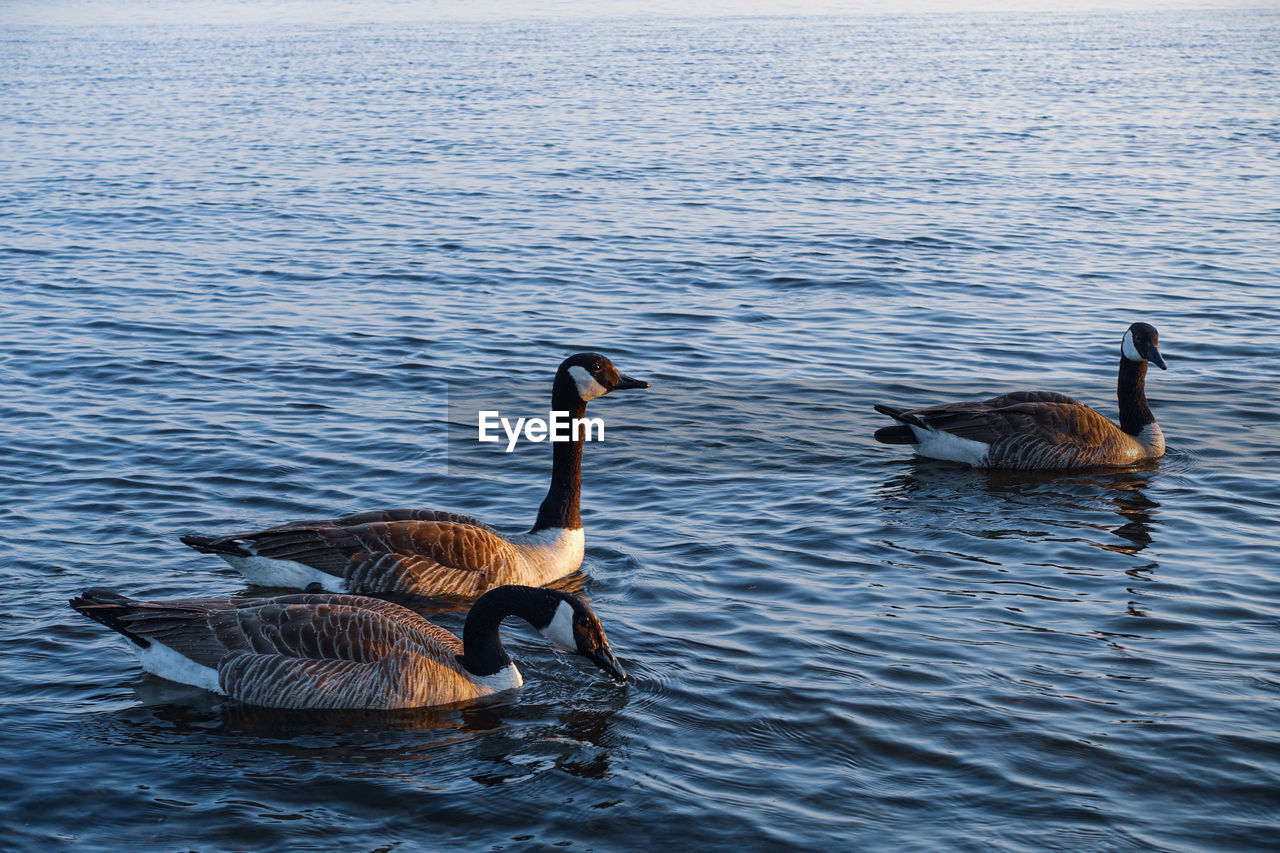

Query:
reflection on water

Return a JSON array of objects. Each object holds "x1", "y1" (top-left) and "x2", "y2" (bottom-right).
[
  {"x1": 876, "y1": 458, "x2": 1165, "y2": 564},
  {"x1": 126, "y1": 679, "x2": 511, "y2": 739},
  {"x1": 1103, "y1": 471, "x2": 1161, "y2": 558},
  {"x1": 110, "y1": 677, "x2": 627, "y2": 787}
]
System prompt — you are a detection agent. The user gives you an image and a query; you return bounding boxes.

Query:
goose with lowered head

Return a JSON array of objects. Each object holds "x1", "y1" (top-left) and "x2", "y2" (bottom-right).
[{"x1": 70, "y1": 584, "x2": 625, "y2": 710}]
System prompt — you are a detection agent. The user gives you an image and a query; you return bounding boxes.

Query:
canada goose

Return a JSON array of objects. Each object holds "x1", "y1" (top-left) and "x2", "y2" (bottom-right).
[
  {"x1": 181, "y1": 353, "x2": 647, "y2": 598},
  {"x1": 873, "y1": 322, "x2": 1168, "y2": 470},
  {"x1": 69, "y1": 584, "x2": 626, "y2": 710}
]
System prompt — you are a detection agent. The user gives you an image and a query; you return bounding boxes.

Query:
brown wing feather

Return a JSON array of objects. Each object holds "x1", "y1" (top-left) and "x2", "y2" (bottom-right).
[
  {"x1": 116, "y1": 594, "x2": 463, "y2": 661},
  {"x1": 108, "y1": 593, "x2": 473, "y2": 709},
  {"x1": 981, "y1": 390, "x2": 1085, "y2": 407},
  {"x1": 219, "y1": 654, "x2": 396, "y2": 708},
  {"x1": 330, "y1": 509, "x2": 499, "y2": 534},
  {"x1": 343, "y1": 552, "x2": 499, "y2": 598},
  {"x1": 247, "y1": 509, "x2": 499, "y2": 537},
  {"x1": 334, "y1": 522, "x2": 518, "y2": 596},
  {"x1": 228, "y1": 520, "x2": 519, "y2": 595},
  {"x1": 219, "y1": 643, "x2": 481, "y2": 710},
  {"x1": 909, "y1": 396, "x2": 1135, "y2": 469},
  {"x1": 212, "y1": 600, "x2": 473, "y2": 708}
]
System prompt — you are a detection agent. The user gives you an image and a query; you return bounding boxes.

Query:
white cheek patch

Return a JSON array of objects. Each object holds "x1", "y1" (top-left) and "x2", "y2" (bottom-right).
[
  {"x1": 538, "y1": 600, "x2": 579, "y2": 652},
  {"x1": 567, "y1": 365, "x2": 609, "y2": 401},
  {"x1": 1121, "y1": 329, "x2": 1143, "y2": 362}
]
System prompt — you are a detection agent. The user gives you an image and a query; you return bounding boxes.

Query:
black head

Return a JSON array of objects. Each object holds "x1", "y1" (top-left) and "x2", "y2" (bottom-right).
[
  {"x1": 1121, "y1": 322, "x2": 1167, "y2": 370},
  {"x1": 532, "y1": 588, "x2": 627, "y2": 682},
  {"x1": 557, "y1": 352, "x2": 648, "y2": 403}
]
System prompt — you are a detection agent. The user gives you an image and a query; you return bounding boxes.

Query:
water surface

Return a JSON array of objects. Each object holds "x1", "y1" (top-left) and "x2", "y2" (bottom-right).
[{"x1": 3, "y1": 4, "x2": 1279, "y2": 850}]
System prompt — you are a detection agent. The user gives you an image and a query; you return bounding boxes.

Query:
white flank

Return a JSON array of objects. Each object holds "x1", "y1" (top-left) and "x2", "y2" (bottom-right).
[
  {"x1": 1136, "y1": 422, "x2": 1166, "y2": 456},
  {"x1": 911, "y1": 425, "x2": 991, "y2": 467},
  {"x1": 505, "y1": 527, "x2": 586, "y2": 586},
  {"x1": 222, "y1": 553, "x2": 345, "y2": 591},
  {"x1": 137, "y1": 640, "x2": 223, "y2": 694},
  {"x1": 470, "y1": 662, "x2": 524, "y2": 694},
  {"x1": 567, "y1": 365, "x2": 609, "y2": 401},
  {"x1": 1121, "y1": 329, "x2": 1142, "y2": 362},
  {"x1": 539, "y1": 599, "x2": 578, "y2": 652}
]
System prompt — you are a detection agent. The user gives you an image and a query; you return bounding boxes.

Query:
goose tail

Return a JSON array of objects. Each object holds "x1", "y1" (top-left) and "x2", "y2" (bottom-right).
[
  {"x1": 69, "y1": 588, "x2": 150, "y2": 647},
  {"x1": 873, "y1": 404, "x2": 923, "y2": 444},
  {"x1": 180, "y1": 533, "x2": 251, "y2": 557}
]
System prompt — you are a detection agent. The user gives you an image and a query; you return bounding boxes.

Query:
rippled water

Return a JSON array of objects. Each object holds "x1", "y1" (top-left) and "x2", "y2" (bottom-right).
[{"x1": 4, "y1": 3, "x2": 1279, "y2": 850}]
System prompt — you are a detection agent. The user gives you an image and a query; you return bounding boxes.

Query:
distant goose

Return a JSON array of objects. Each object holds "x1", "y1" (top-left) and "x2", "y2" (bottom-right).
[
  {"x1": 873, "y1": 322, "x2": 1168, "y2": 470},
  {"x1": 181, "y1": 353, "x2": 647, "y2": 598},
  {"x1": 70, "y1": 584, "x2": 626, "y2": 710}
]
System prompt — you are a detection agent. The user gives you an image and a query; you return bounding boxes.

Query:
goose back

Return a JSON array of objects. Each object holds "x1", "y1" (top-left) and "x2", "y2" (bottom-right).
[
  {"x1": 184, "y1": 514, "x2": 584, "y2": 598},
  {"x1": 882, "y1": 392, "x2": 1154, "y2": 469},
  {"x1": 70, "y1": 589, "x2": 511, "y2": 710}
]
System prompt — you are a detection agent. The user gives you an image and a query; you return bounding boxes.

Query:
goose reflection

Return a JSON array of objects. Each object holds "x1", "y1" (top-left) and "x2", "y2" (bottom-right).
[
  {"x1": 875, "y1": 458, "x2": 1164, "y2": 561},
  {"x1": 1102, "y1": 470, "x2": 1161, "y2": 557},
  {"x1": 128, "y1": 679, "x2": 511, "y2": 739},
  {"x1": 84, "y1": 694, "x2": 620, "y2": 805},
  {"x1": 203, "y1": 690, "x2": 627, "y2": 783},
  {"x1": 468, "y1": 699, "x2": 627, "y2": 785}
]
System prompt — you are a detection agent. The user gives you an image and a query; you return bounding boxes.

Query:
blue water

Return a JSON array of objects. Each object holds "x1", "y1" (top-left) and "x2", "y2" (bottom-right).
[{"x1": 3, "y1": 3, "x2": 1279, "y2": 850}]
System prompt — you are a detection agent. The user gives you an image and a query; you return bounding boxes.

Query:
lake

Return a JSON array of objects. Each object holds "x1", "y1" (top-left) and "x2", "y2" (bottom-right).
[{"x1": 2, "y1": 2, "x2": 1278, "y2": 850}]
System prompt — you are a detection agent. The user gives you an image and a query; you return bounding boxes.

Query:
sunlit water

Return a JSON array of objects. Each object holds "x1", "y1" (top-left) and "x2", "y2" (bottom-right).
[{"x1": 3, "y1": 3, "x2": 1279, "y2": 850}]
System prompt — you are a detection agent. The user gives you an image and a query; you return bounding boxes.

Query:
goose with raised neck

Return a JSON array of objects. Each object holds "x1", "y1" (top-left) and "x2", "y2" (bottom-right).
[
  {"x1": 872, "y1": 322, "x2": 1168, "y2": 470},
  {"x1": 181, "y1": 352, "x2": 647, "y2": 599}
]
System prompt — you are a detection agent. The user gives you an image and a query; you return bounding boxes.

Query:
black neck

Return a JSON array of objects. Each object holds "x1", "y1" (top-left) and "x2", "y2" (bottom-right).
[
  {"x1": 457, "y1": 586, "x2": 556, "y2": 677},
  {"x1": 1117, "y1": 357, "x2": 1153, "y2": 435},
  {"x1": 530, "y1": 374, "x2": 585, "y2": 533}
]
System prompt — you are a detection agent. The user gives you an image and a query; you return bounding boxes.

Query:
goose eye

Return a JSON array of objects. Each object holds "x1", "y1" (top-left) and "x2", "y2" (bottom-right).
[{"x1": 591, "y1": 362, "x2": 602, "y2": 372}]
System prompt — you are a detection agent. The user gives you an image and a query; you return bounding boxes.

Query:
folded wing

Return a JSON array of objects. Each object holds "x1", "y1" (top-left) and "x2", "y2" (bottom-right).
[
  {"x1": 902, "y1": 393, "x2": 1133, "y2": 469},
  {"x1": 73, "y1": 590, "x2": 472, "y2": 709},
  {"x1": 187, "y1": 510, "x2": 519, "y2": 598}
]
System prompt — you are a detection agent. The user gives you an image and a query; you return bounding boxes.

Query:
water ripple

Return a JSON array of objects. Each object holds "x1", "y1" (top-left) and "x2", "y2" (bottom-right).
[{"x1": 3, "y1": 5, "x2": 1279, "y2": 852}]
